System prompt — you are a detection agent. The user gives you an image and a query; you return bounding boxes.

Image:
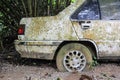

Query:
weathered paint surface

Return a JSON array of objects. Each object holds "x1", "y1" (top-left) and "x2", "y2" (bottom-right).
[
  {"x1": 15, "y1": 40, "x2": 62, "y2": 59},
  {"x1": 15, "y1": 0, "x2": 120, "y2": 59},
  {"x1": 15, "y1": 0, "x2": 85, "y2": 59},
  {"x1": 73, "y1": 20, "x2": 120, "y2": 57},
  {"x1": 20, "y1": 0, "x2": 85, "y2": 41}
]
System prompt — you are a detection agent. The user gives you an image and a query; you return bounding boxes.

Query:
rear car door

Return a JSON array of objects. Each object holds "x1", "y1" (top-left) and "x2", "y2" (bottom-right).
[{"x1": 82, "y1": 0, "x2": 120, "y2": 58}]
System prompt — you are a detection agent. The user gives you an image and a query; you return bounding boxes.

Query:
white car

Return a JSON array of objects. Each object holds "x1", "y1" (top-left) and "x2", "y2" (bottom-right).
[{"x1": 15, "y1": 0, "x2": 120, "y2": 72}]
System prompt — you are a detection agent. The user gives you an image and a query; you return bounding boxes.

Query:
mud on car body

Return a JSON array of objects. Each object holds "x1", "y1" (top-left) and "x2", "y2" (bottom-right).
[{"x1": 15, "y1": 0, "x2": 120, "y2": 72}]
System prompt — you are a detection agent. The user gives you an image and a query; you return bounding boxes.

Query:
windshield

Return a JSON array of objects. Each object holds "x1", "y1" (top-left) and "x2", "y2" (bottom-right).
[{"x1": 99, "y1": 0, "x2": 120, "y2": 20}]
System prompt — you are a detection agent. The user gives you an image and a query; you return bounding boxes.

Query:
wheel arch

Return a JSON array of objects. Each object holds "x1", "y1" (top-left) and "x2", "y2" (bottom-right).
[{"x1": 53, "y1": 39, "x2": 99, "y2": 60}]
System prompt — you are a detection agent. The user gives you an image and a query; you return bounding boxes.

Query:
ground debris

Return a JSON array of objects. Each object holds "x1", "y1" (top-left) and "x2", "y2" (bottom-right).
[
  {"x1": 57, "y1": 77, "x2": 62, "y2": 80},
  {"x1": 0, "y1": 59, "x2": 120, "y2": 80},
  {"x1": 0, "y1": 75, "x2": 4, "y2": 78},
  {"x1": 64, "y1": 73, "x2": 93, "y2": 80},
  {"x1": 79, "y1": 74, "x2": 92, "y2": 80},
  {"x1": 25, "y1": 76, "x2": 31, "y2": 80},
  {"x1": 110, "y1": 74, "x2": 116, "y2": 78}
]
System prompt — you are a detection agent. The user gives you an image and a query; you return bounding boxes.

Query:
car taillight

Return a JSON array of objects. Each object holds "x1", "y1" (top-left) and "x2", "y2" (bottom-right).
[{"x1": 18, "y1": 24, "x2": 25, "y2": 35}]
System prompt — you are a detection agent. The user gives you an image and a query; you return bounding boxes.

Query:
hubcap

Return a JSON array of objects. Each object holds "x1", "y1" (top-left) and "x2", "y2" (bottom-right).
[{"x1": 63, "y1": 50, "x2": 86, "y2": 72}]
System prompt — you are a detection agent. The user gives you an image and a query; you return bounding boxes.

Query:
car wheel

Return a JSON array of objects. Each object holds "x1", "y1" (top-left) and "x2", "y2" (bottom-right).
[{"x1": 56, "y1": 43, "x2": 93, "y2": 72}]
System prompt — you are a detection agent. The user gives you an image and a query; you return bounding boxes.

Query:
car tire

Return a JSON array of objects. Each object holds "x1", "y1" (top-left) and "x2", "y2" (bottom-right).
[{"x1": 56, "y1": 43, "x2": 93, "y2": 72}]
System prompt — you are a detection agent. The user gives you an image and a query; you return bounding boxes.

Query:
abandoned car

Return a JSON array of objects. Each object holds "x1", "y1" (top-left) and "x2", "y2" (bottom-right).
[{"x1": 15, "y1": 0, "x2": 120, "y2": 72}]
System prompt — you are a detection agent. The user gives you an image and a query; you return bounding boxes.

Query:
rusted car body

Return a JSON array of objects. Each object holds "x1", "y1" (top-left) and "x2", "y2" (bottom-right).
[{"x1": 15, "y1": 0, "x2": 120, "y2": 72}]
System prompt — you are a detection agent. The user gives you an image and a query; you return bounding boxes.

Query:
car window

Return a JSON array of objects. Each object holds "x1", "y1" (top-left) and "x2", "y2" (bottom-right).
[
  {"x1": 77, "y1": 0, "x2": 100, "y2": 20},
  {"x1": 99, "y1": 0, "x2": 120, "y2": 20},
  {"x1": 70, "y1": 0, "x2": 100, "y2": 21}
]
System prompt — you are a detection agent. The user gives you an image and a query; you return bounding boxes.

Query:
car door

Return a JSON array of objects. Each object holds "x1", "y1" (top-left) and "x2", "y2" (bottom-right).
[{"x1": 82, "y1": 0, "x2": 120, "y2": 58}]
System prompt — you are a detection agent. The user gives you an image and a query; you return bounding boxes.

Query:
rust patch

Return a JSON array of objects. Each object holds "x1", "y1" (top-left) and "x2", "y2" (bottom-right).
[
  {"x1": 16, "y1": 0, "x2": 85, "y2": 59},
  {"x1": 16, "y1": 0, "x2": 120, "y2": 60},
  {"x1": 76, "y1": 20, "x2": 120, "y2": 57},
  {"x1": 20, "y1": 0, "x2": 84, "y2": 41}
]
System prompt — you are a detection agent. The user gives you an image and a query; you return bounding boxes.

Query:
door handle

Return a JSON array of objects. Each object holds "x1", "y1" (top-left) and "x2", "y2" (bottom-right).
[
  {"x1": 82, "y1": 25, "x2": 90, "y2": 29},
  {"x1": 81, "y1": 21, "x2": 91, "y2": 30}
]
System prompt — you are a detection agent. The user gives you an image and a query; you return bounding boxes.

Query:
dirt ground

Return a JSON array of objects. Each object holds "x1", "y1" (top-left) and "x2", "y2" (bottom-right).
[{"x1": 0, "y1": 59, "x2": 120, "y2": 80}]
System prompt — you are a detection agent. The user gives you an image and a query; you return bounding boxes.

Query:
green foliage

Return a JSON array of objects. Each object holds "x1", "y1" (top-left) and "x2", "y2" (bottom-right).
[
  {"x1": 57, "y1": 77, "x2": 62, "y2": 80},
  {"x1": 71, "y1": 0, "x2": 76, "y2": 3},
  {"x1": 92, "y1": 56, "x2": 99, "y2": 66},
  {"x1": 88, "y1": 56, "x2": 99, "y2": 69},
  {"x1": 0, "y1": 0, "x2": 75, "y2": 51}
]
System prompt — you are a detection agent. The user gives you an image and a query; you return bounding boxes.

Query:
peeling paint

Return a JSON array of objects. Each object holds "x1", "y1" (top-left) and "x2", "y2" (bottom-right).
[
  {"x1": 15, "y1": 0, "x2": 85, "y2": 59},
  {"x1": 79, "y1": 20, "x2": 120, "y2": 57},
  {"x1": 20, "y1": 0, "x2": 85, "y2": 41},
  {"x1": 15, "y1": 0, "x2": 120, "y2": 59}
]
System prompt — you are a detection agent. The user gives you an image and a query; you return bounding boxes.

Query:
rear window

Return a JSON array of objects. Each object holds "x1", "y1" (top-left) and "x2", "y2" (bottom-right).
[
  {"x1": 70, "y1": 0, "x2": 100, "y2": 21},
  {"x1": 70, "y1": 0, "x2": 120, "y2": 21},
  {"x1": 99, "y1": 0, "x2": 120, "y2": 20}
]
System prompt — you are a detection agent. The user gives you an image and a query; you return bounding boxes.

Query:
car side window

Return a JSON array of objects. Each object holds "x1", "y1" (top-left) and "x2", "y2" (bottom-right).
[
  {"x1": 99, "y1": 0, "x2": 120, "y2": 20},
  {"x1": 77, "y1": 0, "x2": 100, "y2": 20},
  {"x1": 70, "y1": 0, "x2": 100, "y2": 21}
]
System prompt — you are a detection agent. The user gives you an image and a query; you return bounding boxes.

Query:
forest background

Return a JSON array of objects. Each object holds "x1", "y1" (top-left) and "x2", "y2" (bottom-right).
[{"x1": 0, "y1": 0, "x2": 76, "y2": 56}]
